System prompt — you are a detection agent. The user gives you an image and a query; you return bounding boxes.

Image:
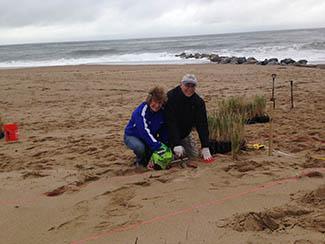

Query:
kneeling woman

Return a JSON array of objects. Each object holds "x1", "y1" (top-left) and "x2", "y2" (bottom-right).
[{"x1": 124, "y1": 86, "x2": 168, "y2": 168}]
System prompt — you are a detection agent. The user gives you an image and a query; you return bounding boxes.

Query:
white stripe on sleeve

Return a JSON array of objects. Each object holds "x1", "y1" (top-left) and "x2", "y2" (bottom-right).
[{"x1": 141, "y1": 104, "x2": 157, "y2": 143}]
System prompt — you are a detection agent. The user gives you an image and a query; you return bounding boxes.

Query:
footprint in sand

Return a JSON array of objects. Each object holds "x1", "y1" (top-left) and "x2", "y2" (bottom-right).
[{"x1": 92, "y1": 186, "x2": 143, "y2": 230}]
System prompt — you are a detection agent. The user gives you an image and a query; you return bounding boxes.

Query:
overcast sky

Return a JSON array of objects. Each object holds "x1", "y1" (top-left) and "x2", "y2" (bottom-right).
[{"x1": 0, "y1": 0, "x2": 324, "y2": 45}]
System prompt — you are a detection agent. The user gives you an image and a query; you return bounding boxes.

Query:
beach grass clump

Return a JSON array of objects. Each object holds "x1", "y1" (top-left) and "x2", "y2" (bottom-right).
[
  {"x1": 208, "y1": 115, "x2": 218, "y2": 141},
  {"x1": 252, "y1": 95, "x2": 267, "y2": 117},
  {"x1": 208, "y1": 113, "x2": 233, "y2": 142},
  {"x1": 218, "y1": 96, "x2": 248, "y2": 118},
  {"x1": 230, "y1": 113, "x2": 246, "y2": 159},
  {"x1": 208, "y1": 95, "x2": 267, "y2": 157},
  {"x1": 208, "y1": 109, "x2": 246, "y2": 158},
  {"x1": 217, "y1": 95, "x2": 268, "y2": 121}
]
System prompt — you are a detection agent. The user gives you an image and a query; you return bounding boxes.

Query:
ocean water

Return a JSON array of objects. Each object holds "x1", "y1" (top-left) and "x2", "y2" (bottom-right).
[{"x1": 1, "y1": 28, "x2": 325, "y2": 68}]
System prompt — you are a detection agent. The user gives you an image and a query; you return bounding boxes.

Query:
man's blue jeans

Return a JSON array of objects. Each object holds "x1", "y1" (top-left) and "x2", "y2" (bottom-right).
[{"x1": 124, "y1": 134, "x2": 152, "y2": 166}]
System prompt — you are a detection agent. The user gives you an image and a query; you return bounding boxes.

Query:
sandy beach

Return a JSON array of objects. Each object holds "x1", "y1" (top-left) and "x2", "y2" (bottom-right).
[{"x1": 0, "y1": 64, "x2": 324, "y2": 244}]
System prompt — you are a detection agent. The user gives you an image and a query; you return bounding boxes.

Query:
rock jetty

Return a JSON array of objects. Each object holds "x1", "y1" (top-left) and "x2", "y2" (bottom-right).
[{"x1": 175, "y1": 52, "x2": 308, "y2": 66}]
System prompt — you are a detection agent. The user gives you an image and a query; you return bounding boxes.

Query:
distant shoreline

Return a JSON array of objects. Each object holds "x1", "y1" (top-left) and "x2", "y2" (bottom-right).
[{"x1": 1, "y1": 62, "x2": 325, "y2": 71}]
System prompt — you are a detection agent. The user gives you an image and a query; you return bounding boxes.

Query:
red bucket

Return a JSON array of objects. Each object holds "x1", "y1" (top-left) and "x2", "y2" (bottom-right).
[{"x1": 4, "y1": 124, "x2": 18, "y2": 142}]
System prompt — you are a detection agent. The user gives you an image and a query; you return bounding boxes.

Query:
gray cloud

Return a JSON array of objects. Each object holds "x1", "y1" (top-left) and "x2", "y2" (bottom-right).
[
  {"x1": 0, "y1": 0, "x2": 107, "y2": 27},
  {"x1": 0, "y1": 0, "x2": 324, "y2": 44}
]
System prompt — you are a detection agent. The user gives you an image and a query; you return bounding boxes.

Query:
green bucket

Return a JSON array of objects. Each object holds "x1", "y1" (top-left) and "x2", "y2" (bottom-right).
[{"x1": 150, "y1": 144, "x2": 173, "y2": 170}]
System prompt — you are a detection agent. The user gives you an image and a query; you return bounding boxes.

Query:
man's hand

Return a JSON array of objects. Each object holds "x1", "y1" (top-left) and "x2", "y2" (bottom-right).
[
  {"x1": 201, "y1": 147, "x2": 213, "y2": 162},
  {"x1": 173, "y1": 145, "x2": 185, "y2": 158}
]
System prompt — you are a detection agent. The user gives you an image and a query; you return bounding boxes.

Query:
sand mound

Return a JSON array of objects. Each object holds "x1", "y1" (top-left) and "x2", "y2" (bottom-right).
[
  {"x1": 222, "y1": 160, "x2": 263, "y2": 173},
  {"x1": 222, "y1": 207, "x2": 314, "y2": 232},
  {"x1": 300, "y1": 185, "x2": 325, "y2": 207},
  {"x1": 21, "y1": 170, "x2": 49, "y2": 179},
  {"x1": 226, "y1": 212, "x2": 279, "y2": 232},
  {"x1": 303, "y1": 171, "x2": 324, "y2": 178},
  {"x1": 222, "y1": 186, "x2": 325, "y2": 233},
  {"x1": 44, "y1": 172, "x2": 100, "y2": 196},
  {"x1": 303, "y1": 154, "x2": 325, "y2": 168},
  {"x1": 293, "y1": 240, "x2": 315, "y2": 244}
]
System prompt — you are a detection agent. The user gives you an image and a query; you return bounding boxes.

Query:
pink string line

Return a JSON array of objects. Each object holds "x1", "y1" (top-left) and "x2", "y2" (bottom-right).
[{"x1": 70, "y1": 168, "x2": 325, "y2": 244}]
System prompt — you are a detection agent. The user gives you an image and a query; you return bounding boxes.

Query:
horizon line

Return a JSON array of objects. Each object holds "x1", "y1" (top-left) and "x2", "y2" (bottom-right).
[{"x1": 1, "y1": 26, "x2": 325, "y2": 47}]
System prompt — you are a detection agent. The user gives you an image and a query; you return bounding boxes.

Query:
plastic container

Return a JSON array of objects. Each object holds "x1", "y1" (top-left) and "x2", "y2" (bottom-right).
[{"x1": 4, "y1": 124, "x2": 18, "y2": 142}]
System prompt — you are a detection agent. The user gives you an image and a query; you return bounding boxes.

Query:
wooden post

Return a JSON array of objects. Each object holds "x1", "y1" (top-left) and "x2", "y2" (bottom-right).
[
  {"x1": 268, "y1": 103, "x2": 273, "y2": 156},
  {"x1": 290, "y1": 80, "x2": 294, "y2": 109},
  {"x1": 271, "y1": 74, "x2": 277, "y2": 109}
]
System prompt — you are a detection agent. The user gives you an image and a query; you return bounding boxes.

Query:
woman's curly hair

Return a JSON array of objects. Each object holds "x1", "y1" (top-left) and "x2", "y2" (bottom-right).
[{"x1": 146, "y1": 86, "x2": 167, "y2": 104}]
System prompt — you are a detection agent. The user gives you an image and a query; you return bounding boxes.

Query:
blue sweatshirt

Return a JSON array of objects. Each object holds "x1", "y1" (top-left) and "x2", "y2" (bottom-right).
[{"x1": 125, "y1": 102, "x2": 168, "y2": 151}]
